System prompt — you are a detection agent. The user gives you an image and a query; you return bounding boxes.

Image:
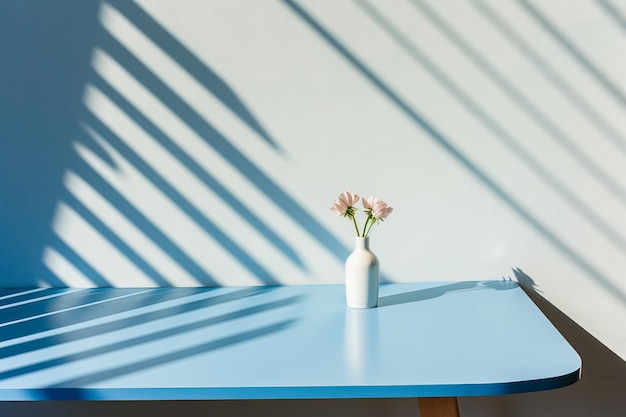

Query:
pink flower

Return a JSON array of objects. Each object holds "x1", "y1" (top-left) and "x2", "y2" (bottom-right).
[
  {"x1": 331, "y1": 191, "x2": 392, "y2": 237},
  {"x1": 330, "y1": 191, "x2": 360, "y2": 217},
  {"x1": 363, "y1": 196, "x2": 393, "y2": 220}
]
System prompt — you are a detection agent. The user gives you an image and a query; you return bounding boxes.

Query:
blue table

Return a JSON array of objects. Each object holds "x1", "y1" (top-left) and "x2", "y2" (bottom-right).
[{"x1": 0, "y1": 281, "x2": 580, "y2": 416}]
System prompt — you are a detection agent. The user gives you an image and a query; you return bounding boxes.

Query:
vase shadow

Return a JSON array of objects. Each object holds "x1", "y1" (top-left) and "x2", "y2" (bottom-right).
[
  {"x1": 377, "y1": 281, "x2": 478, "y2": 307},
  {"x1": 377, "y1": 280, "x2": 518, "y2": 307}
]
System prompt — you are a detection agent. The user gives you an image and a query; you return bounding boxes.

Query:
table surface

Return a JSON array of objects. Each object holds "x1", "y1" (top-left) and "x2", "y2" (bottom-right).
[{"x1": 0, "y1": 281, "x2": 580, "y2": 400}]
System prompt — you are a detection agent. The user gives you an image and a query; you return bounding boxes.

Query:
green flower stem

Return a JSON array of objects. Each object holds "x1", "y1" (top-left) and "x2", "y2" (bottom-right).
[
  {"x1": 363, "y1": 215, "x2": 378, "y2": 237},
  {"x1": 351, "y1": 215, "x2": 361, "y2": 237},
  {"x1": 362, "y1": 214, "x2": 373, "y2": 237}
]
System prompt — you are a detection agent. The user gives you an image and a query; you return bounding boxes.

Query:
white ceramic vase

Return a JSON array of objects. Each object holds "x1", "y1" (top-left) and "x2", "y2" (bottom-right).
[{"x1": 345, "y1": 236, "x2": 379, "y2": 308}]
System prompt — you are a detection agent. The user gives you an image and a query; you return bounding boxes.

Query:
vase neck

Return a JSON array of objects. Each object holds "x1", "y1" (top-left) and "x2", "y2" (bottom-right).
[{"x1": 355, "y1": 236, "x2": 370, "y2": 250}]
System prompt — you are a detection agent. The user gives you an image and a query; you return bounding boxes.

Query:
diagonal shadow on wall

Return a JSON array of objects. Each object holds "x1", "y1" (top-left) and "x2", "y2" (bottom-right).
[
  {"x1": 357, "y1": 0, "x2": 626, "y2": 258},
  {"x1": 517, "y1": 0, "x2": 626, "y2": 111},
  {"x1": 105, "y1": 0, "x2": 279, "y2": 150},
  {"x1": 281, "y1": 0, "x2": 626, "y2": 304},
  {"x1": 595, "y1": 0, "x2": 626, "y2": 33},
  {"x1": 471, "y1": 0, "x2": 626, "y2": 156},
  {"x1": 1, "y1": 0, "x2": 353, "y2": 287},
  {"x1": 0, "y1": 1, "x2": 100, "y2": 287},
  {"x1": 85, "y1": 70, "x2": 305, "y2": 272},
  {"x1": 76, "y1": 1, "x2": 350, "y2": 285},
  {"x1": 410, "y1": 0, "x2": 626, "y2": 207}
]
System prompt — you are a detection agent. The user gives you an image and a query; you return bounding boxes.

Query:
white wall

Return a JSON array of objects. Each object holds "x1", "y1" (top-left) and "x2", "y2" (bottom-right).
[{"x1": 1, "y1": 0, "x2": 625, "y2": 416}]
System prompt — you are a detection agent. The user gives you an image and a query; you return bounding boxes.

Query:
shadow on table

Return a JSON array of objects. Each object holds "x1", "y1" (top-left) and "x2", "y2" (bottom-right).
[
  {"x1": 461, "y1": 268, "x2": 626, "y2": 417},
  {"x1": 378, "y1": 280, "x2": 516, "y2": 307},
  {"x1": 0, "y1": 287, "x2": 299, "y2": 400}
]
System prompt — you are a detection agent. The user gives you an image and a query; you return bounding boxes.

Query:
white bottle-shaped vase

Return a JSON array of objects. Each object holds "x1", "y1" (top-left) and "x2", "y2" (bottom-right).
[{"x1": 345, "y1": 236, "x2": 379, "y2": 308}]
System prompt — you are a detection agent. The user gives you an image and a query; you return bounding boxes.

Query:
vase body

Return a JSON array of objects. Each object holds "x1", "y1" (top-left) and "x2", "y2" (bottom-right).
[{"x1": 345, "y1": 236, "x2": 379, "y2": 308}]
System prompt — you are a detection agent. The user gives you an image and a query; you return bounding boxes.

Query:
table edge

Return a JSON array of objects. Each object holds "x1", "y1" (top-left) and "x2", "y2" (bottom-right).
[{"x1": 0, "y1": 368, "x2": 580, "y2": 401}]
